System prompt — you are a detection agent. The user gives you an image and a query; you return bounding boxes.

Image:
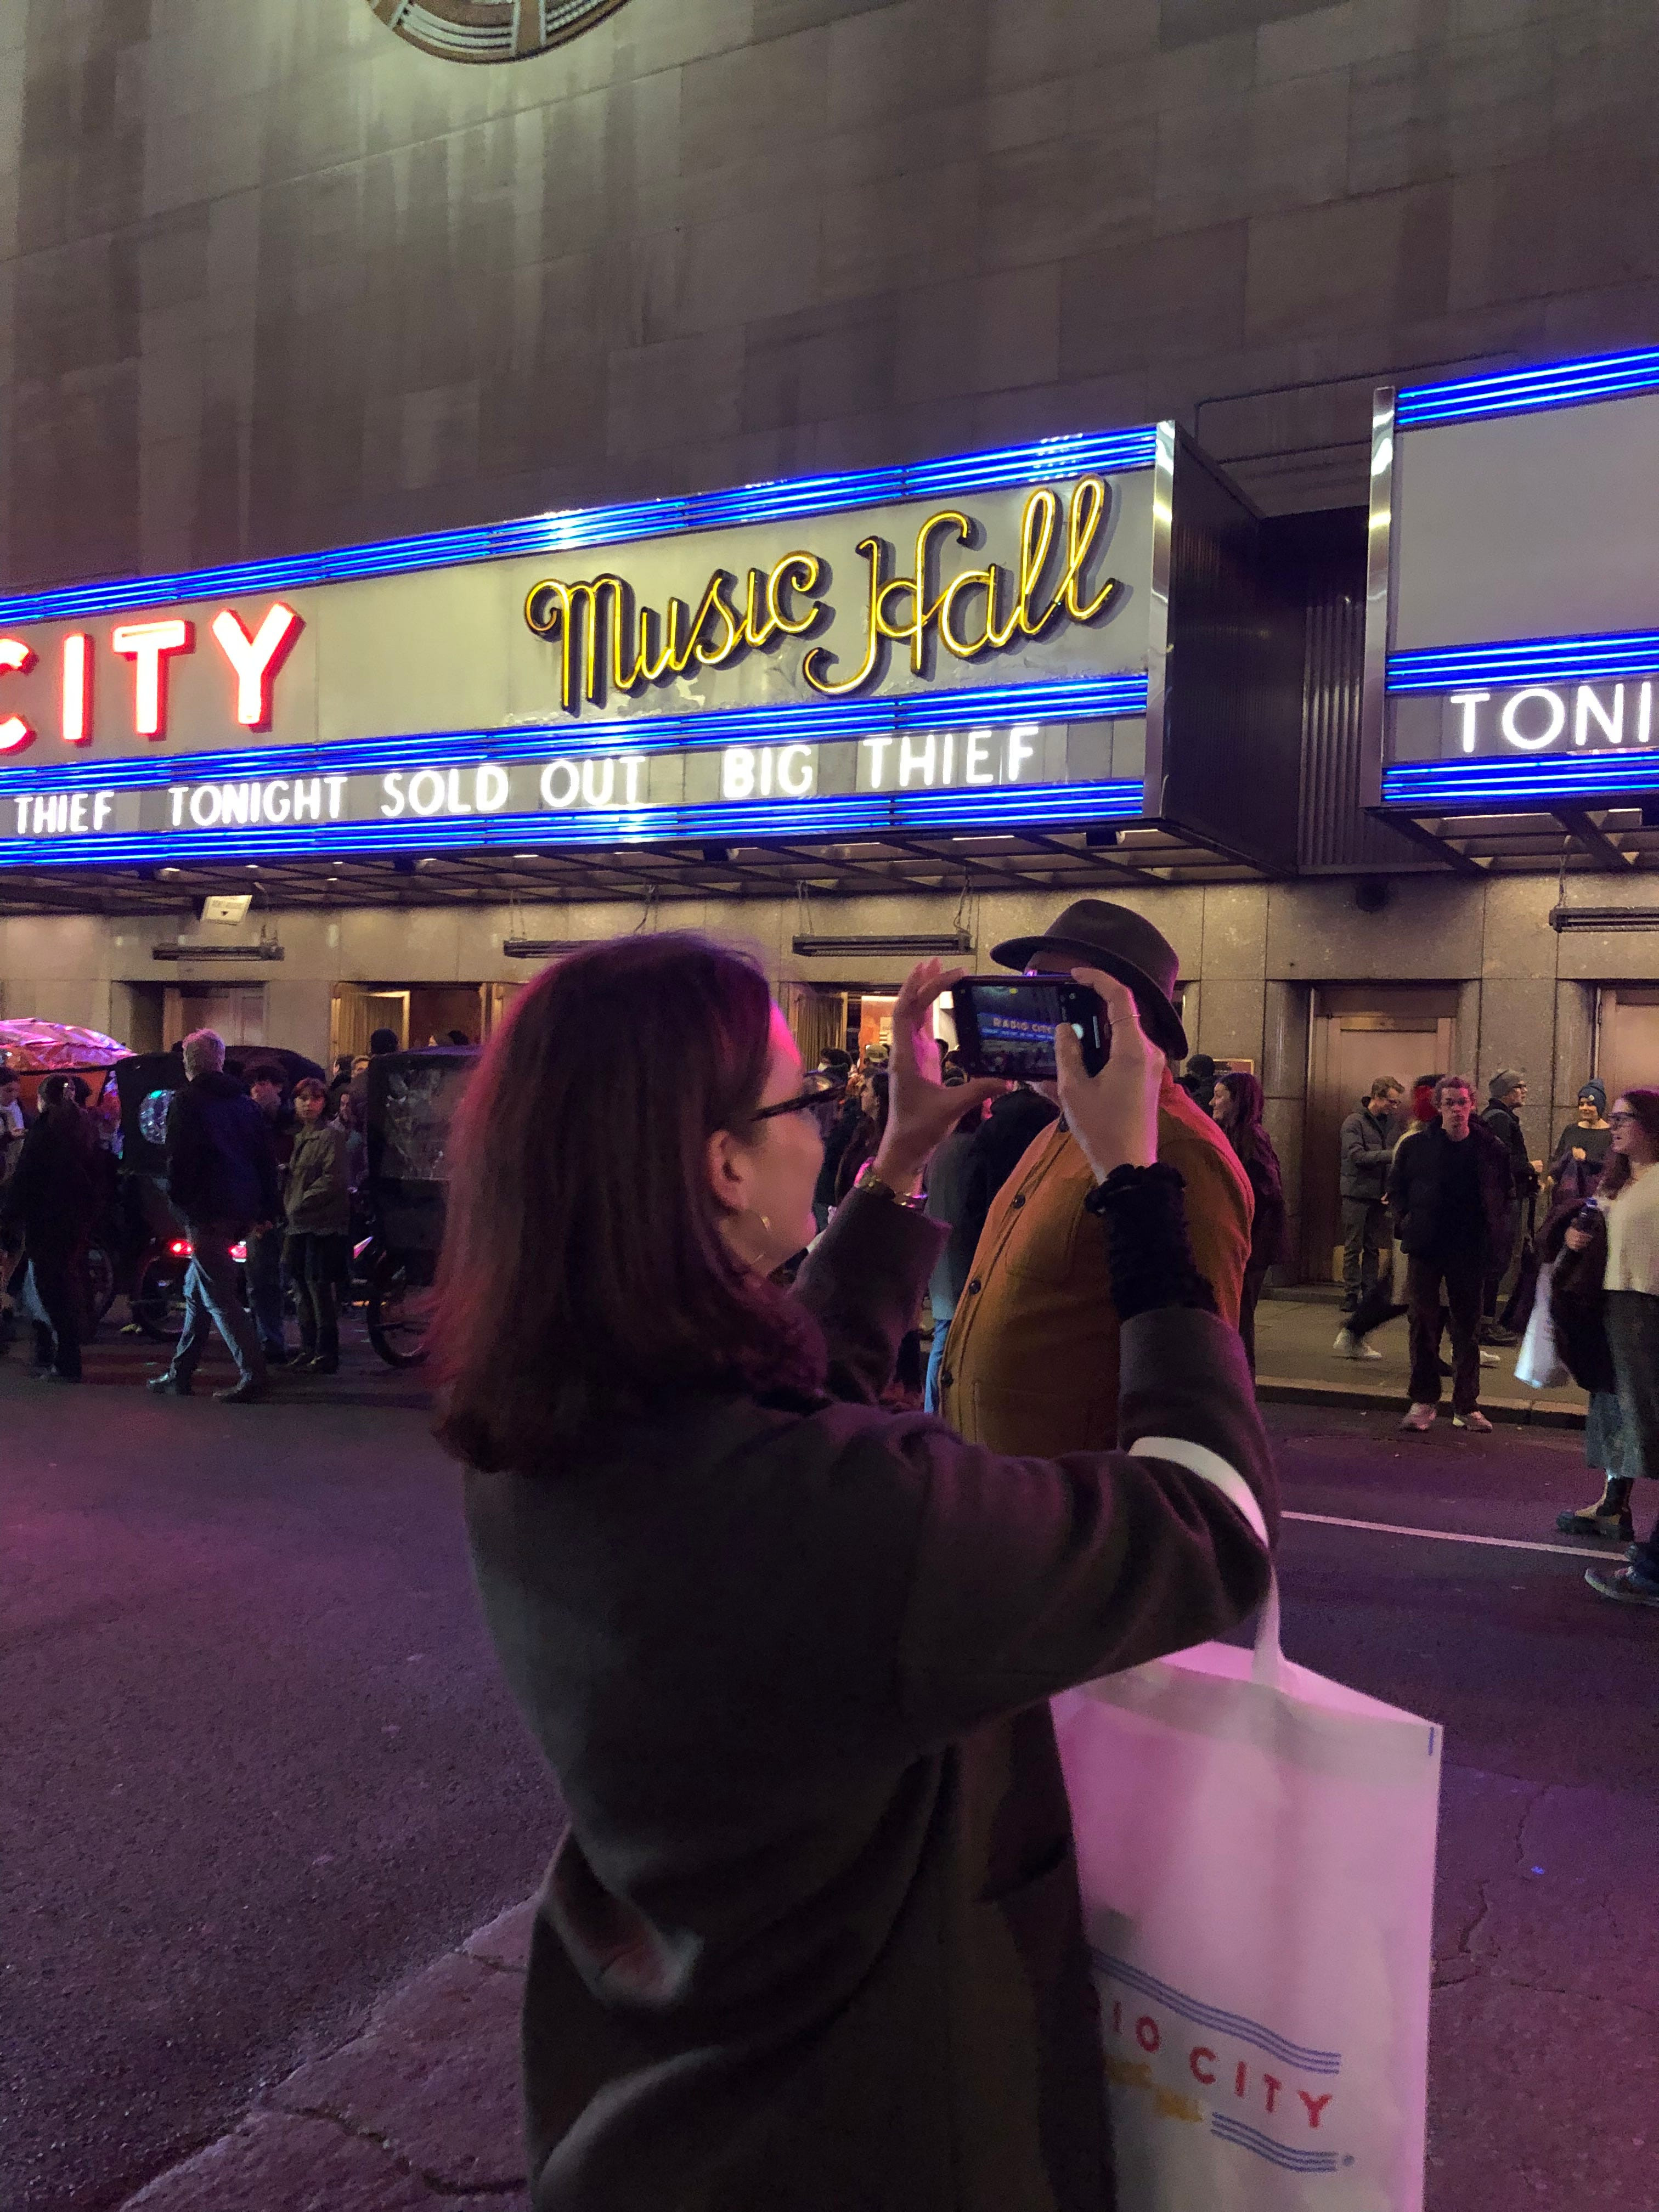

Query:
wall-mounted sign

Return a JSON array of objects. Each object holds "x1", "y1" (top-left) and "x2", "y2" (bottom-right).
[
  {"x1": 0, "y1": 420, "x2": 1289, "y2": 875},
  {"x1": 0, "y1": 428, "x2": 1176, "y2": 867},
  {"x1": 1366, "y1": 352, "x2": 1659, "y2": 815},
  {"x1": 0, "y1": 462, "x2": 1149, "y2": 770}
]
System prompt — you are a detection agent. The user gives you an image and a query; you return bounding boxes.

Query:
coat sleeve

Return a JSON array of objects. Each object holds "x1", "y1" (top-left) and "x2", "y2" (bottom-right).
[
  {"x1": 884, "y1": 1302, "x2": 1276, "y2": 1747},
  {"x1": 1338, "y1": 1111, "x2": 1364, "y2": 1178},
  {"x1": 164, "y1": 1092, "x2": 203, "y2": 1218},
  {"x1": 1170, "y1": 1125, "x2": 1250, "y2": 1329},
  {"x1": 792, "y1": 1184, "x2": 946, "y2": 1405},
  {"x1": 1385, "y1": 1132, "x2": 1413, "y2": 1217}
]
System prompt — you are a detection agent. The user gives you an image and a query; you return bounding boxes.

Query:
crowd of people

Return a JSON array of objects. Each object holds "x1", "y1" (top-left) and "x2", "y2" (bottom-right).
[
  {"x1": 1328, "y1": 1059, "x2": 1659, "y2": 1606},
  {"x1": 0, "y1": 1028, "x2": 381, "y2": 1400}
]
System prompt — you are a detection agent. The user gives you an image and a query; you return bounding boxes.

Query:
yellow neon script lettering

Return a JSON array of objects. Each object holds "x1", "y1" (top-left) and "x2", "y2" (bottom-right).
[
  {"x1": 528, "y1": 483, "x2": 1119, "y2": 708},
  {"x1": 527, "y1": 555, "x2": 828, "y2": 709},
  {"x1": 802, "y1": 537, "x2": 887, "y2": 698}
]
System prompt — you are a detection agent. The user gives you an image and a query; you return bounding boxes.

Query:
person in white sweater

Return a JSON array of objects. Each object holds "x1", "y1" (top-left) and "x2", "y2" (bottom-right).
[{"x1": 1583, "y1": 1089, "x2": 1659, "y2": 1610}]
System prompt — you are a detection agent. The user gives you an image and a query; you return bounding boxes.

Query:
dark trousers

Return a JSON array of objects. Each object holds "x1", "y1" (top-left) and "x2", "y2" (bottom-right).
[
  {"x1": 1407, "y1": 1250, "x2": 1483, "y2": 1414},
  {"x1": 1482, "y1": 1199, "x2": 1523, "y2": 1321},
  {"x1": 284, "y1": 1232, "x2": 347, "y2": 1359},
  {"x1": 29, "y1": 1245, "x2": 85, "y2": 1379},
  {"x1": 247, "y1": 1223, "x2": 286, "y2": 1357},
  {"x1": 1340, "y1": 1197, "x2": 1387, "y2": 1304}
]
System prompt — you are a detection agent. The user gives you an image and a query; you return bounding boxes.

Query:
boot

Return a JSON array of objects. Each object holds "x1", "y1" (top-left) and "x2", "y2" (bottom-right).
[{"x1": 1557, "y1": 1477, "x2": 1635, "y2": 1543}]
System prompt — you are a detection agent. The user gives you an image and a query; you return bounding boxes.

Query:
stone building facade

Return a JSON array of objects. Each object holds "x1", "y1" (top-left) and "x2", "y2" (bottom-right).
[{"x1": 2, "y1": 0, "x2": 1657, "y2": 1274}]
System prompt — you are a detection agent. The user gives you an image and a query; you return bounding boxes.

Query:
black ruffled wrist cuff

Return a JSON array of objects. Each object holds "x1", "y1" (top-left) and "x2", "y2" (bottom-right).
[{"x1": 1084, "y1": 1162, "x2": 1218, "y2": 1321}]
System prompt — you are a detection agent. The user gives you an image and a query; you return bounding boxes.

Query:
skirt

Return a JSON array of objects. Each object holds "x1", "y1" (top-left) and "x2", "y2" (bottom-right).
[
  {"x1": 1585, "y1": 1389, "x2": 1625, "y2": 1477},
  {"x1": 1605, "y1": 1290, "x2": 1659, "y2": 1483}
]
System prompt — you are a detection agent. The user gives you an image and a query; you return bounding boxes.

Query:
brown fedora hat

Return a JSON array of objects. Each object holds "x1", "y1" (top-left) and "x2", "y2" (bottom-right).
[{"x1": 990, "y1": 899, "x2": 1188, "y2": 1059}]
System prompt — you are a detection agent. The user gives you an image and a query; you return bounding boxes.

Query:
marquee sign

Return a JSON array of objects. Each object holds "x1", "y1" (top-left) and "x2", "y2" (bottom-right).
[
  {"x1": 1367, "y1": 348, "x2": 1659, "y2": 815},
  {"x1": 0, "y1": 427, "x2": 1166, "y2": 867}
]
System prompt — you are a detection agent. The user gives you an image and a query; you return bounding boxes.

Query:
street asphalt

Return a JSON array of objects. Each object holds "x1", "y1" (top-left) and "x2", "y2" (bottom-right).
[
  {"x1": 4, "y1": 1325, "x2": 1657, "y2": 2211},
  {"x1": 1, "y1": 1329, "x2": 566, "y2": 2212}
]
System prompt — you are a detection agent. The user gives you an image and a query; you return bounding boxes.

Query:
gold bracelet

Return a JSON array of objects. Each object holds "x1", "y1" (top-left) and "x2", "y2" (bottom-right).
[{"x1": 860, "y1": 1172, "x2": 924, "y2": 1210}]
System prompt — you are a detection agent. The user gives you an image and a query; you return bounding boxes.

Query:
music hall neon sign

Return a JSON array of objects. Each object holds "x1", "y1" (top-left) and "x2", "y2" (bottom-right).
[{"x1": 0, "y1": 602, "x2": 301, "y2": 753}]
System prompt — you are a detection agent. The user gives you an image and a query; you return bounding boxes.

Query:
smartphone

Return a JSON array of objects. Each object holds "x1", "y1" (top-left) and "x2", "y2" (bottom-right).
[{"x1": 949, "y1": 975, "x2": 1109, "y2": 1082}]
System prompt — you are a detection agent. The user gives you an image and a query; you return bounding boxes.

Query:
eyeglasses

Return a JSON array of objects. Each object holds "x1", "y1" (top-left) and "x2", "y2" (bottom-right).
[
  {"x1": 1609, "y1": 1110, "x2": 1637, "y2": 1127},
  {"x1": 751, "y1": 1070, "x2": 848, "y2": 1121}
]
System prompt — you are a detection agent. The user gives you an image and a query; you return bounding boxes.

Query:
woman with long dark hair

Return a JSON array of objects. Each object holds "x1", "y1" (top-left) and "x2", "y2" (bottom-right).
[
  {"x1": 432, "y1": 934, "x2": 1276, "y2": 2212},
  {"x1": 1579, "y1": 1087, "x2": 1659, "y2": 1609},
  {"x1": 1212, "y1": 1069, "x2": 1286, "y2": 1373}
]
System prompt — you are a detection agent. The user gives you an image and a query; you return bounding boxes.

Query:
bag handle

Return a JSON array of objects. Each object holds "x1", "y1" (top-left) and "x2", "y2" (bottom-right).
[
  {"x1": 1251, "y1": 1568, "x2": 1284, "y2": 1689},
  {"x1": 1128, "y1": 1436, "x2": 1280, "y2": 1686}
]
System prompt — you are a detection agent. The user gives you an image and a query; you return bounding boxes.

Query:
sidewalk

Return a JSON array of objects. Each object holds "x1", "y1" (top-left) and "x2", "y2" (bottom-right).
[
  {"x1": 119, "y1": 1904, "x2": 535, "y2": 2211},
  {"x1": 1252, "y1": 1289, "x2": 1587, "y2": 1429}
]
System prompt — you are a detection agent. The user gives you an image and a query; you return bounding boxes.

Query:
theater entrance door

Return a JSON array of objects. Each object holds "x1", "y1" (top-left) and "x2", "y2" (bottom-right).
[
  {"x1": 1599, "y1": 986, "x2": 1659, "y2": 1103},
  {"x1": 1303, "y1": 988, "x2": 1458, "y2": 1284}
]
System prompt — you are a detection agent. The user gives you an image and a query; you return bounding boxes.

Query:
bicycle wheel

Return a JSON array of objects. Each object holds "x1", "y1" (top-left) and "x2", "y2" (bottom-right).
[
  {"x1": 83, "y1": 1242, "x2": 118, "y2": 1330},
  {"x1": 366, "y1": 1257, "x2": 428, "y2": 1369},
  {"x1": 132, "y1": 1252, "x2": 188, "y2": 1341}
]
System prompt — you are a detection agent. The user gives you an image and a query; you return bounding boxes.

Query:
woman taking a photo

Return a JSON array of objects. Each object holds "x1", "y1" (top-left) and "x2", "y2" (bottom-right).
[{"x1": 434, "y1": 935, "x2": 1277, "y2": 2212}]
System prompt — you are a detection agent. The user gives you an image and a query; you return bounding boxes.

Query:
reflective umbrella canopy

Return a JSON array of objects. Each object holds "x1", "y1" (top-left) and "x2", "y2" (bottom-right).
[{"x1": 0, "y1": 1018, "x2": 130, "y2": 1071}]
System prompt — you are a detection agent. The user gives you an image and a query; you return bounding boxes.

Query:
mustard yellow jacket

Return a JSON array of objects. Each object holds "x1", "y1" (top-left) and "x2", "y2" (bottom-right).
[{"x1": 939, "y1": 1071, "x2": 1254, "y2": 1454}]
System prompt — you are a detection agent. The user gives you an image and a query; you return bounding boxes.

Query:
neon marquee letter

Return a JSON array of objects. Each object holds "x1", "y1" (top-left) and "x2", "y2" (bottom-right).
[
  {"x1": 61, "y1": 634, "x2": 91, "y2": 743},
  {"x1": 211, "y1": 603, "x2": 302, "y2": 730},
  {"x1": 0, "y1": 637, "x2": 35, "y2": 753},
  {"x1": 112, "y1": 619, "x2": 193, "y2": 739}
]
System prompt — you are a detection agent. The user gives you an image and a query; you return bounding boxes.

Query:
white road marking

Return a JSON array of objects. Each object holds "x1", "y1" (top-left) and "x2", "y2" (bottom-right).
[{"x1": 1282, "y1": 1509, "x2": 1603, "y2": 1561}]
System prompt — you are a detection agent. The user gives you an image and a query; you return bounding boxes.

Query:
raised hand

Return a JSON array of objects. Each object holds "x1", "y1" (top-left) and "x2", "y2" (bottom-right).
[
  {"x1": 872, "y1": 961, "x2": 1007, "y2": 1194},
  {"x1": 1054, "y1": 968, "x2": 1162, "y2": 1182}
]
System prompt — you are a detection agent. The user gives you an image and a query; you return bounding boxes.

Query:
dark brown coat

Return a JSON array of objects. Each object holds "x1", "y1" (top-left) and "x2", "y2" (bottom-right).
[{"x1": 464, "y1": 1186, "x2": 1278, "y2": 2212}]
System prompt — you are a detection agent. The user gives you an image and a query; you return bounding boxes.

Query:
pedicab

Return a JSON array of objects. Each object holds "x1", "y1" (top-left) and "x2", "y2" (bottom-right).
[{"x1": 359, "y1": 1046, "x2": 477, "y2": 1368}]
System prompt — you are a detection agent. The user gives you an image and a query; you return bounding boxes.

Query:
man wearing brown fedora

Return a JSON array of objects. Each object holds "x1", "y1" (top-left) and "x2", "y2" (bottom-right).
[{"x1": 938, "y1": 899, "x2": 1253, "y2": 1453}]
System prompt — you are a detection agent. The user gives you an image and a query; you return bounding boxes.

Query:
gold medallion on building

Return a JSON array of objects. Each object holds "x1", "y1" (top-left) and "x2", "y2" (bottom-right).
[{"x1": 366, "y1": 0, "x2": 630, "y2": 63}]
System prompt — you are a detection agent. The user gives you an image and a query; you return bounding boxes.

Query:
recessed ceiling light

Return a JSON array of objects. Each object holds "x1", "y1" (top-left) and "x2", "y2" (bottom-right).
[
  {"x1": 511, "y1": 853, "x2": 538, "y2": 861},
  {"x1": 158, "y1": 866, "x2": 182, "y2": 878}
]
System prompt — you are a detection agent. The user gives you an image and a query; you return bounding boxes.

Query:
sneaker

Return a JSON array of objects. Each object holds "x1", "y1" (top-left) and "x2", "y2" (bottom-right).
[
  {"x1": 36, "y1": 1369, "x2": 81, "y2": 1384},
  {"x1": 146, "y1": 1372, "x2": 191, "y2": 1397},
  {"x1": 1400, "y1": 1402, "x2": 1438, "y2": 1432},
  {"x1": 1453, "y1": 1410, "x2": 1494, "y2": 1433},
  {"x1": 1479, "y1": 1323, "x2": 1519, "y2": 1348},
  {"x1": 1478, "y1": 1348, "x2": 1499, "y2": 1368},
  {"x1": 1585, "y1": 1565, "x2": 1659, "y2": 1609},
  {"x1": 213, "y1": 1378, "x2": 268, "y2": 1404},
  {"x1": 1332, "y1": 1328, "x2": 1382, "y2": 1361}
]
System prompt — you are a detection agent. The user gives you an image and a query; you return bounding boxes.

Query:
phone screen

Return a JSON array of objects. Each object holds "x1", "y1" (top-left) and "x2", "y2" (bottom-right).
[{"x1": 952, "y1": 978, "x2": 1107, "y2": 1081}]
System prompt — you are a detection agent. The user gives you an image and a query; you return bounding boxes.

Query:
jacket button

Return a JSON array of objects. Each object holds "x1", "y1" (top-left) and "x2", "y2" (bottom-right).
[
  {"x1": 1012, "y1": 1192, "x2": 1026, "y2": 1207},
  {"x1": 966, "y1": 1277, "x2": 981, "y2": 1294},
  {"x1": 941, "y1": 1368, "x2": 953, "y2": 1388}
]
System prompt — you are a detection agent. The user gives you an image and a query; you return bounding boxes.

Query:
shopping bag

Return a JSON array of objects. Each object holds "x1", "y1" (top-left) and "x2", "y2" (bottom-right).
[
  {"x1": 1052, "y1": 1543, "x2": 1441, "y2": 2211},
  {"x1": 1513, "y1": 1258, "x2": 1568, "y2": 1390}
]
